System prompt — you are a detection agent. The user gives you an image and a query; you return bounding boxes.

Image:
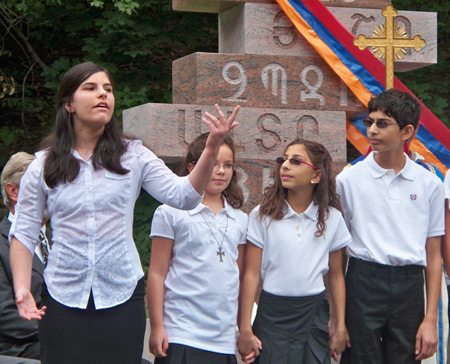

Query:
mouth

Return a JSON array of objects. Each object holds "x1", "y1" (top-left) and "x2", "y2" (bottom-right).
[
  {"x1": 369, "y1": 139, "x2": 382, "y2": 145},
  {"x1": 281, "y1": 174, "x2": 292, "y2": 181},
  {"x1": 212, "y1": 179, "x2": 226, "y2": 183},
  {"x1": 95, "y1": 102, "x2": 109, "y2": 109}
]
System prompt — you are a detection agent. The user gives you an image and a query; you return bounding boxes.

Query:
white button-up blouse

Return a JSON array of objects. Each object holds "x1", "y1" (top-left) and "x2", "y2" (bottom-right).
[{"x1": 10, "y1": 139, "x2": 202, "y2": 309}]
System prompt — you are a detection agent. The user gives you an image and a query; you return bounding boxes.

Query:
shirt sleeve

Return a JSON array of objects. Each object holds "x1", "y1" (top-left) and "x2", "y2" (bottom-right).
[
  {"x1": 444, "y1": 170, "x2": 450, "y2": 207},
  {"x1": 9, "y1": 156, "x2": 46, "y2": 256},
  {"x1": 329, "y1": 210, "x2": 352, "y2": 253},
  {"x1": 238, "y1": 212, "x2": 248, "y2": 246},
  {"x1": 132, "y1": 140, "x2": 202, "y2": 210},
  {"x1": 246, "y1": 206, "x2": 266, "y2": 249},
  {"x1": 150, "y1": 205, "x2": 175, "y2": 240},
  {"x1": 336, "y1": 172, "x2": 352, "y2": 232},
  {"x1": 427, "y1": 177, "x2": 445, "y2": 238}
]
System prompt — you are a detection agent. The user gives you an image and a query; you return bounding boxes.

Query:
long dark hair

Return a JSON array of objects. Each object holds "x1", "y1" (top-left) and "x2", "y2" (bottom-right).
[
  {"x1": 259, "y1": 139, "x2": 342, "y2": 237},
  {"x1": 41, "y1": 62, "x2": 129, "y2": 188},
  {"x1": 179, "y1": 133, "x2": 244, "y2": 209}
]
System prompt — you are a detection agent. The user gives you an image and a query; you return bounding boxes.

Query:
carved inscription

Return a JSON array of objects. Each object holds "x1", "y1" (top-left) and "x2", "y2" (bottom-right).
[
  {"x1": 273, "y1": 11, "x2": 297, "y2": 49},
  {"x1": 222, "y1": 61, "x2": 247, "y2": 102},
  {"x1": 300, "y1": 65, "x2": 324, "y2": 105},
  {"x1": 261, "y1": 63, "x2": 287, "y2": 104}
]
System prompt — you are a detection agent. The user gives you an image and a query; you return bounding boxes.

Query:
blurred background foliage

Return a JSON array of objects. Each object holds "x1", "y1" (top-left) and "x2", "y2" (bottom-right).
[{"x1": 0, "y1": 0, "x2": 448, "y2": 273}]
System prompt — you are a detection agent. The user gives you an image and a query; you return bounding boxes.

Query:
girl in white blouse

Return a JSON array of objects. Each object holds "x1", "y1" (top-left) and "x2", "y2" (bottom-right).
[
  {"x1": 237, "y1": 139, "x2": 351, "y2": 364},
  {"x1": 9, "y1": 62, "x2": 239, "y2": 364},
  {"x1": 148, "y1": 133, "x2": 247, "y2": 364}
]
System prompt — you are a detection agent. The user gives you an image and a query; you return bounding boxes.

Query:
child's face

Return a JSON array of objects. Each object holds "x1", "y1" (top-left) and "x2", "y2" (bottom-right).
[
  {"x1": 204, "y1": 144, "x2": 234, "y2": 196},
  {"x1": 279, "y1": 144, "x2": 320, "y2": 191},
  {"x1": 366, "y1": 110, "x2": 412, "y2": 154}
]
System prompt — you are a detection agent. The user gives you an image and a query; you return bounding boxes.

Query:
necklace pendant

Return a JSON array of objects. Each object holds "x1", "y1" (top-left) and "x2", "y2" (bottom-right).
[{"x1": 217, "y1": 246, "x2": 225, "y2": 262}]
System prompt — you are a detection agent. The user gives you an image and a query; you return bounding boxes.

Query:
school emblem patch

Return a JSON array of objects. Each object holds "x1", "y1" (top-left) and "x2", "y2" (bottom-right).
[{"x1": 410, "y1": 194, "x2": 417, "y2": 200}]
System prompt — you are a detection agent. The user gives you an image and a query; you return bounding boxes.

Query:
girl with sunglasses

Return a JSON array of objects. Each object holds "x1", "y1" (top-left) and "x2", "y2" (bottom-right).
[
  {"x1": 237, "y1": 139, "x2": 351, "y2": 364},
  {"x1": 147, "y1": 132, "x2": 247, "y2": 364}
]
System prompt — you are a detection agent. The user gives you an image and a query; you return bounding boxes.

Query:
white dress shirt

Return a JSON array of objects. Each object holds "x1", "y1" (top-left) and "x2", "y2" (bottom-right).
[{"x1": 11, "y1": 139, "x2": 202, "y2": 309}]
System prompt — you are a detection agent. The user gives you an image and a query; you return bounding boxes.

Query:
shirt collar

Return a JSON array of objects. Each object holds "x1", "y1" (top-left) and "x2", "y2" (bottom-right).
[
  {"x1": 284, "y1": 200, "x2": 318, "y2": 221},
  {"x1": 366, "y1": 151, "x2": 415, "y2": 181},
  {"x1": 188, "y1": 198, "x2": 234, "y2": 219}
]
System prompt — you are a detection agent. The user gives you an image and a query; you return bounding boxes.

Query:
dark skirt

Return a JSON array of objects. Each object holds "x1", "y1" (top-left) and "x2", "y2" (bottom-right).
[
  {"x1": 154, "y1": 343, "x2": 238, "y2": 364},
  {"x1": 38, "y1": 278, "x2": 146, "y2": 364},
  {"x1": 253, "y1": 290, "x2": 330, "y2": 364}
]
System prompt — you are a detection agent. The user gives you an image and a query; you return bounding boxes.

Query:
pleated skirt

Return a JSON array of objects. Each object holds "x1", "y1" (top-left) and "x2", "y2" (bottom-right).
[
  {"x1": 38, "y1": 279, "x2": 146, "y2": 364},
  {"x1": 252, "y1": 290, "x2": 330, "y2": 364},
  {"x1": 154, "y1": 343, "x2": 238, "y2": 364}
]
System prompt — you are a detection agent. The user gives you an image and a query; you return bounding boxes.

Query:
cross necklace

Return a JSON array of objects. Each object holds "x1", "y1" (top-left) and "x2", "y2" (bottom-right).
[{"x1": 200, "y1": 211, "x2": 228, "y2": 262}]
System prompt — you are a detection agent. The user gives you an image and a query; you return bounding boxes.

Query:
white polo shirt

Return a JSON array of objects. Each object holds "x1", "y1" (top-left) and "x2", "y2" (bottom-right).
[
  {"x1": 150, "y1": 200, "x2": 248, "y2": 354},
  {"x1": 337, "y1": 152, "x2": 445, "y2": 267},
  {"x1": 247, "y1": 202, "x2": 351, "y2": 297}
]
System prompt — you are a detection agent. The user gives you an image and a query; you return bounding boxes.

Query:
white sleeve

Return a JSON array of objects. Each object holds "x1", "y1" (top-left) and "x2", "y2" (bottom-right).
[
  {"x1": 246, "y1": 206, "x2": 266, "y2": 249},
  {"x1": 150, "y1": 205, "x2": 175, "y2": 240},
  {"x1": 10, "y1": 157, "x2": 46, "y2": 255},
  {"x1": 132, "y1": 140, "x2": 202, "y2": 210},
  {"x1": 329, "y1": 210, "x2": 352, "y2": 253}
]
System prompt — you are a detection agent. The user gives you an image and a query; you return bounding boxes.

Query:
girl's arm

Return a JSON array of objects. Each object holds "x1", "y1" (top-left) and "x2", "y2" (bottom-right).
[
  {"x1": 188, "y1": 104, "x2": 239, "y2": 195},
  {"x1": 237, "y1": 242, "x2": 263, "y2": 364},
  {"x1": 237, "y1": 244, "x2": 246, "y2": 329},
  {"x1": 10, "y1": 237, "x2": 46, "y2": 320},
  {"x1": 147, "y1": 236, "x2": 174, "y2": 358},
  {"x1": 328, "y1": 248, "x2": 349, "y2": 361}
]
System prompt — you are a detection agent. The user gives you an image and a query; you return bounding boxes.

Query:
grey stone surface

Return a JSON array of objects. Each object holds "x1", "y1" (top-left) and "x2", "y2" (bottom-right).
[{"x1": 219, "y1": 4, "x2": 437, "y2": 72}]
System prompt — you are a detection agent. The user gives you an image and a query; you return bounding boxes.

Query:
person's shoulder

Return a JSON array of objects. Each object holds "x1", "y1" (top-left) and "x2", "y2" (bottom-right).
[{"x1": 410, "y1": 160, "x2": 443, "y2": 185}]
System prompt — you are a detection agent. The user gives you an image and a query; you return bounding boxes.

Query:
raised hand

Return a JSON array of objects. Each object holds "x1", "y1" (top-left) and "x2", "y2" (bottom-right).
[{"x1": 201, "y1": 104, "x2": 239, "y2": 148}]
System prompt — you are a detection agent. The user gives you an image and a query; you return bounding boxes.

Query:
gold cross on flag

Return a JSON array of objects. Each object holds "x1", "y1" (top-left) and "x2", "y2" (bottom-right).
[{"x1": 353, "y1": 4, "x2": 426, "y2": 90}]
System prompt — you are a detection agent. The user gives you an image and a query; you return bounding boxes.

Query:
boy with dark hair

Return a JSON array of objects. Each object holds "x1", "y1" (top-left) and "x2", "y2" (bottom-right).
[{"x1": 337, "y1": 89, "x2": 444, "y2": 364}]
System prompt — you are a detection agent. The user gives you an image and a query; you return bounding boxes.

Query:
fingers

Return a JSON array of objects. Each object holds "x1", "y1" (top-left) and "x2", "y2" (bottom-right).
[
  {"x1": 331, "y1": 351, "x2": 339, "y2": 362},
  {"x1": 415, "y1": 334, "x2": 437, "y2": 360},
  {"x1": 244, "y1": 351, "x2": 257, "y2": 364}
]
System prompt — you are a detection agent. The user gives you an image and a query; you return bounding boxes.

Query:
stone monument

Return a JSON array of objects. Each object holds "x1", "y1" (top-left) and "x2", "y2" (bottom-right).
[{"x1": 123, "y1": 0, "x2": 436, "y2": 212}]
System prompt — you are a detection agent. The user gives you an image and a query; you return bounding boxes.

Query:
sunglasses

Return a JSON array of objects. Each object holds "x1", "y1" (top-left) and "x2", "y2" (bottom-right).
[
  {"x1": 362, "y1": 118, "x2": 400, "y2": 129},
  {"x1": 276, "y1": 157, "x2": 319, "y2": 170}
]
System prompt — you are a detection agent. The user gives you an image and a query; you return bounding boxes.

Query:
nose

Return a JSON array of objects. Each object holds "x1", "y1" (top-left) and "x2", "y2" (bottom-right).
[{"x1": 98, "y1": 87, "x2": 107, "y2": 98}]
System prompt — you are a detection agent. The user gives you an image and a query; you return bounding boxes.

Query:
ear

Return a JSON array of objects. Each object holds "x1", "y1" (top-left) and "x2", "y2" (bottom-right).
[
  {"x1": 311, "y1": 169, "x2": 322, "y2": 184},
  {"x1": 401, "y1": 124, "x2": 415, "y2": 142},
  {"x1": 187, "y1": 163, "x2": 195, "y2": 174},
  {"x1": 64, "y1": 102, "x2": 72, "y2": 113},
  {"x1": 5, "y1": 182, "x2": 19, "y2": 204}
]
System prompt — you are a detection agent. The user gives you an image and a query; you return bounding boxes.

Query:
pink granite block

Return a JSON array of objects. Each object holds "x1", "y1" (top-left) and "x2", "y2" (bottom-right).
[
  {"x1": 173, "y1": 0, "x2": 390, "y2": 13},
  {"x1": 219, "y1": 4, "x2": 437, "y2": 72},
  {"x1": 123, "y1": 103, "x2": 346, "y2": 162},
  {"x1": 123, "y1": 103, "x2": 346, "y2": 211},
  {"x1": 172, "y1": 52, "x2": 365, "y2": 112}
]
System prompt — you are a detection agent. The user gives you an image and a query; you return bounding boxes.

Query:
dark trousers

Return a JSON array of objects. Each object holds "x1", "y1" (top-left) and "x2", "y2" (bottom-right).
[{"x1": 340, "y1": 258, "x2": 424, "y2": 364}]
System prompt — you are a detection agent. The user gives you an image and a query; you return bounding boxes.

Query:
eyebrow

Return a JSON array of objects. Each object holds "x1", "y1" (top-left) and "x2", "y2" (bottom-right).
[{"x1": 82, "y1": 82, "x2": 113, "y2": 87}]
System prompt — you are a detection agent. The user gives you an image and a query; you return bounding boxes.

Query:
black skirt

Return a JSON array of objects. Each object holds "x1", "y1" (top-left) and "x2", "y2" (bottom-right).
[
  {"x1": 38, "y1": 278, "x2": 146, "y2": 364},
  {"x1": 252, "y1": 290, "x2": 330, "y2": 364},
  {"x1": 154, "y1": 343, "x2": 238, "y2": 364}
]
